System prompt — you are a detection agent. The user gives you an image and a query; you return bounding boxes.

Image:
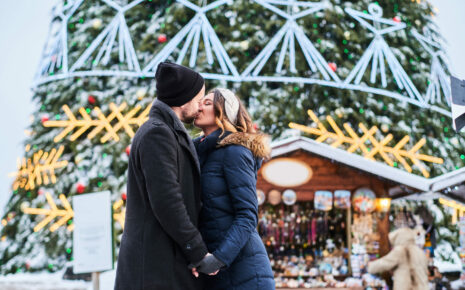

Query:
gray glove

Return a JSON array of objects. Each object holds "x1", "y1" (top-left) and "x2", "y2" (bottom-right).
[{"x1": 189, "y1": 253, "x2": 225, "y2": 274}]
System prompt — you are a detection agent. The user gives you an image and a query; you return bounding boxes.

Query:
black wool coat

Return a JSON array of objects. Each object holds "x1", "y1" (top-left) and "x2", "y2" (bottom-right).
[{"x1": 114, "y1": 100, "x2": 208, "y2": 290}]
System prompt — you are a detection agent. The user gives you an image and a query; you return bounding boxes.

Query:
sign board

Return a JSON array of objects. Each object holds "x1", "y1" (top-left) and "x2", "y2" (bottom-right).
[{"x1": 73, "y1": 191, "x2": 114, "y2": 274}]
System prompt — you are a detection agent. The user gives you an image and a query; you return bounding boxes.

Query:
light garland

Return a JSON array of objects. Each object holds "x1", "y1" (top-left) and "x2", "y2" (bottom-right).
[
  {"x1": 23, "y1": 192, "x2": 74, "y2": 232},
  {"x1": 8, "y1": 146, "x2": 68, "y2": 190},
  {"x1": 113, "y1": 199, "x2": 126, "y2": 229},
  {"x1": 289, "y1": 109, "x2": 444, "y2": 178},
  {"x1": 32, "y1": 1, "x2": 452, "y2": 117},
  {"x1": 439, "y1": 198, "x2": 465, "y2": 224},
  {"x1": 43, "y1": 102, "x2": 150, "y2": 143}
]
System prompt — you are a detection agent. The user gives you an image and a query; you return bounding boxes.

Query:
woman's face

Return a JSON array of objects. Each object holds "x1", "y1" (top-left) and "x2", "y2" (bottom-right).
[{"x1": 194, "y1": 93, "x2": 216, "y2": 129}]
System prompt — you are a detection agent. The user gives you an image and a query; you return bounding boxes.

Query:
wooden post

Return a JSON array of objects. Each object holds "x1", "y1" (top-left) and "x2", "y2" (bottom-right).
[
  {"x1": 92, "y1": 272, "x2": 100, "y2": 290},
  {"x1": 347, "y1": 206, "x2": 352, "y2": 275}
]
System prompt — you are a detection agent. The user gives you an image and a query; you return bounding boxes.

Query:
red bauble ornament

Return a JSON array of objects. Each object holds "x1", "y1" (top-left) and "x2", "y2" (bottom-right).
[
  {"x1": 253, "y1": 123, "x2": 259, "y2": 131},
  {"x1": 393, "y1": 16, "x2": 401, "y2": 23},
  {"x1": 38, "y1": 189, "x2": 44, "y2": 195},
  {"x1": 25, "y1": 262, "x2": 31, "y2": 270},
  {"x1": 328, "y1": 62, "x2": 337, "y2": 72},
  {"x1": 41, "y1": 116, "x2": 49, "y2": 123},
  {"x1": 76, "y1": 183, "x2": 86, "y2": 194},
  {"x1": 158, "y1": 34, "x2": 167, "y2": 43},
  {"x1": 125, "y1": 146, "x2": 131, "y2": 156},
  {"x1": 88, "y1": 95, "x2": 96, "y2": 105},
  {"x1": 121, "y1": 193, "x2": 127, "y2": 201}
]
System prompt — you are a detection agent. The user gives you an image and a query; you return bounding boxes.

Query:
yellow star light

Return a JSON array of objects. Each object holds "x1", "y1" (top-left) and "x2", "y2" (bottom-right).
[
  {"x1": 23, "y1": 192, "x2": 74, "y2": 232},
  {"x1": 289, "y1": 110, "x2": 443, "y2": 178},
  {"x1": 43, "y1": 102, "x2": 150, "y2": 143}
]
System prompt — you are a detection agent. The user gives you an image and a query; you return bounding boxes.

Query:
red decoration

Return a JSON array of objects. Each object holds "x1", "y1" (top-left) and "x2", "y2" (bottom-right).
[
  {"x1": 25, "y1": 262, "x2": 31, "y2": 270},
  {"x1": 158, "y1": 34, "x2": 167, "y2": 43},
  {"x1": 41, "y1": 116, "x2": 49, "y2": 123},
  {"x1": 125, "y1": 145, "x2": 131, "y2": 156},
  {"x1": 76, "y1": 183, "x2": 86, "y2": 194},
  {"x1": 88, "y1": 95, "x2": 96, "y2": 105},
  {"x1": 328, "y1": 62, "x2": 337, "y2": 72},
  {"x1": 121, "y1": 193, "x2": 127, "y2": 201},
  {"x1": 38, "y1": 189, "x2": 44, "y2": 195},
  {"x1": 393, "y1": 16, "x2": 401, "y2": 23},
  {"x1": 253, "y1": 123, "x2": 259, "y2": 131}
]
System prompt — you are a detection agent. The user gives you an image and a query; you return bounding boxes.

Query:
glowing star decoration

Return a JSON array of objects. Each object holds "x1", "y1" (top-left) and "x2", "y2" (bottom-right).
[
  {"x1": 412, "y1": 28, "x2": 451, "y2": 106},
  {"x1": 9, "y1": 146, "x2": 68, "y2": 190},
  {"x1": 143, "y1": 0, "x2": 240, "y2": 81},
  {"x1": 344, "y1": 3, "x2": 424, "y2": 104},
  {"x1": 439, "y1": 198, "x2": 465, "y2": 224},
  {"x1": 242, "y1": 0, "x2": 340, "y2": 82},
  {"x1": 35, "y1": 0, "x2": 83, "y2": 78},
  {"x1": 23, "y1": 192, "x2": 74, "y2": 232},
  {"x1": 113, "y1": 199, "x2": 126, "y2": 229},
  {"x1": 289, "y1": 110, "x2": 444, "y2": 177},
  {"x1": 43, "y1": 102, "x2": 150, "y2": 143},
  {"x1": 70, "y1": 0, "x2": 143, "y2": 73}
]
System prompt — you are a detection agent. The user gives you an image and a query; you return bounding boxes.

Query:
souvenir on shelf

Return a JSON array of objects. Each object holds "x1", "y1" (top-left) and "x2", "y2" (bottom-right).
[
  {"x1": 314, "y1": 191, "x2": 333, "y2": 211},
  {"x1": 352, "y1": 188, "x2": 376, "y2": 213}
]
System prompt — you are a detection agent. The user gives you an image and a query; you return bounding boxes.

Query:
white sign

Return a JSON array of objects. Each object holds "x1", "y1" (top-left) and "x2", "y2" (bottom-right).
[{"x1": 73, "y1": 191, "x2": 113, "y2": 274}]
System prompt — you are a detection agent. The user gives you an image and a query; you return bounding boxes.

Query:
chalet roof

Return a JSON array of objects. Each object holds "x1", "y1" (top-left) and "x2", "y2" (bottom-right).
[{"x1": 271, "y1": 136, "x2": 465, "y2": 195}]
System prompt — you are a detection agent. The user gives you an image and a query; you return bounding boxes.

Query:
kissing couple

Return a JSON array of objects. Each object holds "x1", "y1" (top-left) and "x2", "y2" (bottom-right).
[{"x1": 115, "y1": 62, "x2": 275, "y2": 290}]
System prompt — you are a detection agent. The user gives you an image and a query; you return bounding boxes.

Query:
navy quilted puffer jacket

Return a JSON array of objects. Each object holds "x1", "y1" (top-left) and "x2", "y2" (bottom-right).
[{"x1": 194, "y1": 129, "x2": 275, "y2": 290}]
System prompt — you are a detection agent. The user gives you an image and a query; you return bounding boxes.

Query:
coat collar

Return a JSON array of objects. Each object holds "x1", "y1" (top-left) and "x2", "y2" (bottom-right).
[{"x1": 150, "y1": 99, "x2": 201, "y2": 173}]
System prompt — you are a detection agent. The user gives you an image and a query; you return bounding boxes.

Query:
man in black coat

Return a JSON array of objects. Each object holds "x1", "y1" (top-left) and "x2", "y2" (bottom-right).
[{"x1": 115, "y1": 62, "x2": 222, "y2": 290}]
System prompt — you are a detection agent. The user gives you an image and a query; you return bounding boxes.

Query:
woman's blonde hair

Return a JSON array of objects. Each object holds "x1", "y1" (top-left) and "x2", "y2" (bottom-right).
[{"x1": 210, "y1": 88, "x2": 255, "y2": 136}]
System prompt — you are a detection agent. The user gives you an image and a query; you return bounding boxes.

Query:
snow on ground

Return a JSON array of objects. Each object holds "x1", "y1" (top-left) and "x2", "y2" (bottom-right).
[{"x1": 0, "y1": 268, "x2": 116, "y2": 290}]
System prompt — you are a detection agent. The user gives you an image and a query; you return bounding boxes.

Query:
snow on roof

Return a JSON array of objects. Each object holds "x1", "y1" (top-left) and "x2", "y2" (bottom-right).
[{"x1": 271, "y1": 136, "x2": 465, "y2": 193}]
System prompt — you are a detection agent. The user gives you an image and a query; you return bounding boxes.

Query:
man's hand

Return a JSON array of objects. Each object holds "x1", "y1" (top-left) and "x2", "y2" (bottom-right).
[{"x1": 189, "y1": 253, "x2": 224, "y2": 276}]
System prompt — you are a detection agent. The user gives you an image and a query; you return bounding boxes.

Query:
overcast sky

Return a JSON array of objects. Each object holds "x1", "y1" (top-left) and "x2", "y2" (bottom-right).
[{"x1": 0, "y1": 0, "x2": 464, "y2": 216}]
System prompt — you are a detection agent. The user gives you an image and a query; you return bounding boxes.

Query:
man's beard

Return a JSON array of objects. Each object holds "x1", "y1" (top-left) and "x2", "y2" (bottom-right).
[{"x1": 181, "y1": 110, "x2": 197, "y2": 124}]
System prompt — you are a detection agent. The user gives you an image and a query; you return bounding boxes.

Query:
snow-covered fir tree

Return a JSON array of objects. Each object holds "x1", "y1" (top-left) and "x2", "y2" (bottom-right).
[{"x1": 1, "y1": 0, "x2": 463, "y2": 274}]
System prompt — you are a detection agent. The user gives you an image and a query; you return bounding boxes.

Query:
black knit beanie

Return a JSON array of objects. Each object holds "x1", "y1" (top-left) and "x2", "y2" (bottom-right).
[{"x1": 155, "y1": 62, "x2": 205, "y2": 107}]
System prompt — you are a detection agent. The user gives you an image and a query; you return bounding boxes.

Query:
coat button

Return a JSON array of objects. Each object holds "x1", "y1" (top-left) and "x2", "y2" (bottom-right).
[{"x1": 186, "y1": 243, "x2": 192, "y2": 250}]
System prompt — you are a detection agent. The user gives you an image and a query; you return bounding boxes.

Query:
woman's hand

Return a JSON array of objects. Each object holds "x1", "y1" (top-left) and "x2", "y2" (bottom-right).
[{"x1": 191, "y1": 267, "x2": 219, "y2": 277}]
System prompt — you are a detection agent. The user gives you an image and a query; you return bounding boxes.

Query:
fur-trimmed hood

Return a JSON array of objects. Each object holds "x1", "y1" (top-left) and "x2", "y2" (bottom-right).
[{"x1": 217, "y1": 132, "x2": 271, "y2": 159}]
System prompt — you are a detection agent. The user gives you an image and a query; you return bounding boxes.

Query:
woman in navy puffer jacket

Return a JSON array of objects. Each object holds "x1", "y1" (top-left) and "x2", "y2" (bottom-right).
[{"x1": 192, "y1": 88, "x2": 275, "y2": 290}]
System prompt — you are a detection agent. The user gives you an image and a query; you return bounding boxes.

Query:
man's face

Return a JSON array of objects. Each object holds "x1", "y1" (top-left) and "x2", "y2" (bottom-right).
[{"x1": 180, "y1": 85, "x2": 205, "y2": 123}]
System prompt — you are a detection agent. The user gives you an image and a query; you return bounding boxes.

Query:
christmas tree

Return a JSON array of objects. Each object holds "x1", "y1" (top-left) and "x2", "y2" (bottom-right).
[{"x1": 1, "y1": 0, "x2": 463, "y2": 274}]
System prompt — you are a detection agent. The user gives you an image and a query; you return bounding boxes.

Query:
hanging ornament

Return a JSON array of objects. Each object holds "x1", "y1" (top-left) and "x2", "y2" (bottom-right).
[
  {"x1": 344, "y1": 31, "x2": 351, "y2": 39},
  {"x1": 328, "y1": 62, "x2": 337, "y2": 72},
  {"x1": 88, "y1": 95, "x2": 96, "y2": 105},
  {"x1": 25, "y1": 262, "x2": 31, "y2": 270},
  {"x1": 393, "y1": 16, "x2": 401, "y2": 23},
  {"x1": 125, "y1": 146, "x2": 131, "y2": 156},
  {"x1": 282, "y1": 189, "x2": 297, "y2": 205},
  {"x1": 257, "y1": 189, "x2": 265, "y2": 206},
  {"x1": 253, "y1": 123, "x2": 259, "y2": 131},
  {"x1": 136, "y1": 88, "x2": 147, "y2": 100},
  {"x1": 381, "y1": 124, "x2": 389, "y2": 132},
  {"x1": 158, "y1": 34, "x2": 167, "y2": 43},
  {"x1": 335, "y1": 108, "x2": 343, "y2": 118},
  {"x1": 121, "y1": 193, "x2": 127, "y2": 201},
  {"x1": 20, "y1": 202, "x2": 30, "y2": 211},
  {"x1": 268, "y1": 190, "x2": 281, "y2": 205},
  {"x1": 240, "y1": 40, "x2": 249, "y2": 50},
  {"x1": 315, "y1": 191, "x2": 333, "y2": 211},
  {"x1": 92, "y1": 18, "x2": 102, "y2": 29},
  {"x1": 38, "y1": 189, "x2": 44, "y2": 195},
  {"x1": 41, "y1": 116, "x2": 49, "y2": 123},
  {"x1": 76, "y1": 183, "x2": 86, "y2": 194}
]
